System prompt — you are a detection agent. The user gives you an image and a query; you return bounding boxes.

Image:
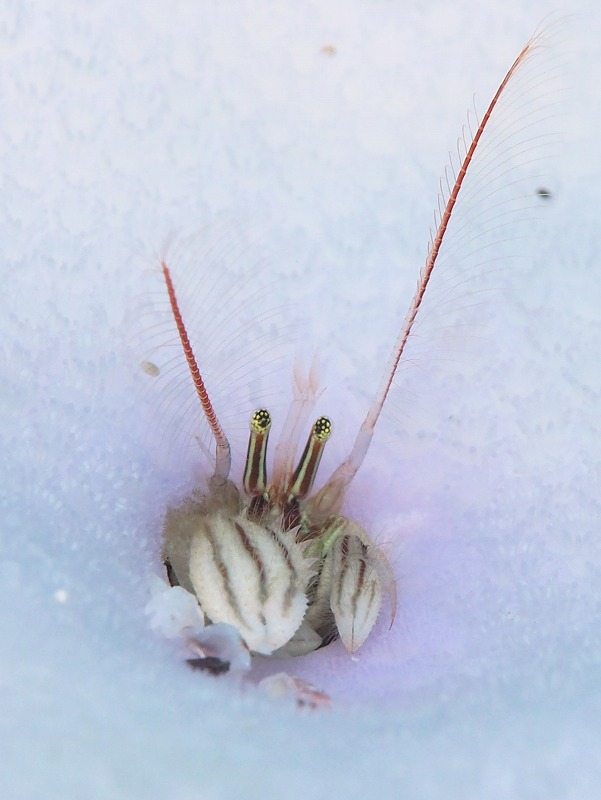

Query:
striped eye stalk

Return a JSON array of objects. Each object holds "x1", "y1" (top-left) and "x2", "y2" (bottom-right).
[{"x1": 159, "y1": 31, "x2": 545, "y2": 662}]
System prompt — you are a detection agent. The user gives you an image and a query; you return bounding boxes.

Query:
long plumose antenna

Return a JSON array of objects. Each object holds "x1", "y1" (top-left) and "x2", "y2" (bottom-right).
[
  {"x1": 161, "y1": 261, "x2": 232, "y2": 482},
  {"x1": 315, "y1": 32, "x2": 545, "y2": 513}
]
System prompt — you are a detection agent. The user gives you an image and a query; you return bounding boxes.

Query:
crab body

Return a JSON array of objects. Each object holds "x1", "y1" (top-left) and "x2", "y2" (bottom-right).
[
  {"x1": 163, "y1": 409, "x2": 390, "y2": 656},
  {"x1": 156, "y1": 31, "x2": 546, "y2": 664}
]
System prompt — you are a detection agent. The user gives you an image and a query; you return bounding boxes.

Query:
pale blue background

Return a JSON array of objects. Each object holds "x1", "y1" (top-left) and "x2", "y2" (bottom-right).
[{"x1": 1, "y1": 2, "x2": 600, "y2": 798}]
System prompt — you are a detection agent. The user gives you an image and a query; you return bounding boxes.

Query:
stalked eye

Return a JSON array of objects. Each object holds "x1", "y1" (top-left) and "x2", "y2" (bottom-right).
[
  {"x1": 243, "y1": 409, "x2": 272, "y2": 497},
  {"x1": 250, "y1": 408, "x2": 271, "y2": 434},
  {"x1": 313, "y1": 416, "x2": 332, "y2": 441},
  {"x1": 288, "y1": 416, "x2": 332, "y2": 501}
]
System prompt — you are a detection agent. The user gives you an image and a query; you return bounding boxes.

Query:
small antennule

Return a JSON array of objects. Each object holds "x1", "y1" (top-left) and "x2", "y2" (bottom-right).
[
  {"x1": 287, "y1": 416, "x2": 332, "y2": 501},
  {"x1": 161, "y1": 261, "x2": 231, "y2": 482},
  {"x1": 271, "y1": 357, "x2": 321, "y2": 493},
  {"x1": 243, "y1": 409, "x2": 272, "y2": 496}
]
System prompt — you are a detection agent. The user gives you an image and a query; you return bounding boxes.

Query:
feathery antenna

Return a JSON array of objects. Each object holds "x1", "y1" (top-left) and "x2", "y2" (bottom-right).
[
  {"x1": 161, "y1": 261, "x2": 232, "y2": 482},
  {"x1": 315, "y1": 32, "x2": 545, "y2": 512}
]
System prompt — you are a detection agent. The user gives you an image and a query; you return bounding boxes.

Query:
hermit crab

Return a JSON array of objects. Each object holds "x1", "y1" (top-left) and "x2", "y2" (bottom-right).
[{"x1": 155, "y1": 33, "x2": 548, "y2": 662}]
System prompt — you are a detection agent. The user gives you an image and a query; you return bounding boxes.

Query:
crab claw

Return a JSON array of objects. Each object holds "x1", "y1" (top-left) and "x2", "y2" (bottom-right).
[
  {"x1": 328, "y1": 531, "x2": 383, "y2": 652},
  {"x1": 188, "y1": 511, "x2": 314, "y2": 655}
]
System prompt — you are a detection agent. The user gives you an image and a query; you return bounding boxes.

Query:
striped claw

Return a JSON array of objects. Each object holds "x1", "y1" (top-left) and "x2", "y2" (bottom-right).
[
  {"x1": 187, "y1": 511, "x2": 314, "y2": 655},
  {"x1": 328, "y1": 529, "x2": 383, "y2": 652}
]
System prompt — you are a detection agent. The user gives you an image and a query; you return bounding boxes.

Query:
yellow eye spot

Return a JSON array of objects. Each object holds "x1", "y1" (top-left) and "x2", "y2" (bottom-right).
[
  {"x1": 313, "y1": 416, "x2": 332, "y2": 441},
  {"x1": 250, "y1": 409, "x2": 271, "y2": 434}
]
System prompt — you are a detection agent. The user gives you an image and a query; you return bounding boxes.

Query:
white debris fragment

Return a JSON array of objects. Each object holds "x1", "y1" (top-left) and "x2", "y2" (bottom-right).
[
  {"x1": 258, "y1": 673, "x2": 331, "y2": 709},
  {"x1": 145, "y1": 576, "x2": 204, "y2": 638},
  {"x1": 145, "y1": 577, "x2": 251, "y2": 673},
  {"x1": 187, "y1": 623, "x2": 252, "y2": 673}
]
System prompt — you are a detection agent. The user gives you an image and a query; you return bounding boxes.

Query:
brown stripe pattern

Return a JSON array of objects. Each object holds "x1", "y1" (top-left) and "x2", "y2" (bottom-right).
[
  {"x1": 187, "y1": 510, "x2": 312, "y2": 655},
  {"x1": 329, "y1": 532, "x2": 382, "y2": 652}
]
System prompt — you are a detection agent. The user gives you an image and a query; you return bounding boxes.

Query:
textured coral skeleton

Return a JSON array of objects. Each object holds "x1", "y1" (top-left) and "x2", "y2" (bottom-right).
[{"x1": 156, "y1": 32, "x2": 547, "y2": 667}]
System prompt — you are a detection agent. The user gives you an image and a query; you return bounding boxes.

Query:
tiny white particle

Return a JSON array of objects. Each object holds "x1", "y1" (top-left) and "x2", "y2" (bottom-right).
[
  {"x1": 145, "y1": 576, "x2": 204, "y2": 638},
  {"x1": 54, "y1": 589, "x2": 69, "y2": 604},
  {"x1": 140, "y1": 360, "x2": 160, "y2": 377}
]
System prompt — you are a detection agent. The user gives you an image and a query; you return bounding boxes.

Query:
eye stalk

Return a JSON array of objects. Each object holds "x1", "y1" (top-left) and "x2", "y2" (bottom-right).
[
  {"x1": 244, "y1": 410, "x2": 332, "y2": 504},
  {"x1": 288, "y1": 416, "x2": 332, "y2": 502},
  {"x1": 243, "y1": 408, "x2": 272, "y2": 497}
]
